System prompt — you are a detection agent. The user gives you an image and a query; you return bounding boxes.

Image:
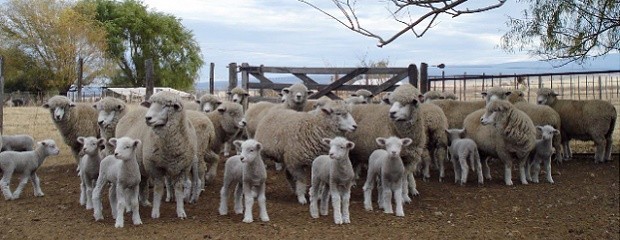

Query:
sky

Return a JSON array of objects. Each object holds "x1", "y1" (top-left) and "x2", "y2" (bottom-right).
[{"x1": 142, "y1": 0, "x2": 545, "y2": 83}]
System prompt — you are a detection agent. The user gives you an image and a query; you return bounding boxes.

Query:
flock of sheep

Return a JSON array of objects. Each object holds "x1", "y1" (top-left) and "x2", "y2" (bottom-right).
[{"x1": 0, "y1": 82, "x2": 616, "y2": 227}]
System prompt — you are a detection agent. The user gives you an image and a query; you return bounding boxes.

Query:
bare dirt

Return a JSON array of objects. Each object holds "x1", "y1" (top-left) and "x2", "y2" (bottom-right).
[{"x1": 0, "y1": 154, "x2": 618, "y2": 239}]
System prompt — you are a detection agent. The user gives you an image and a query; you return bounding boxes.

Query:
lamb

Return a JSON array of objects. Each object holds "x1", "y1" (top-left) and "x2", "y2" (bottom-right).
[
  {"x1": 43, "y1": 96, "x2": 100, "y2": 164},
  {"x1": 203, "y1": 101, "x2": 245, "y2": 182},
  {"x1": 346, "y1": 83, "x2": 426, "y2": 199},
  {"x1": 254, "y1": 100, "x2": 357, "y2": 204},
  {"x1": 527, "y1": 125, "x2": 559, "y2": 184},
  {"x1": 0, "y1": 140, "x2": 60, "y2": 200},
  {"x1": 466, "y1": 100, "x2": 537, "y2": 185},
  {"x1": 536, "y1": 88, "x2": 617, "y2": 163},
  {"x1": 77, "y1": 136, "x2": 106, "y2": 209},
  {"x1": 363, "y1": 136, "x2": 412, "y2": 217},
  {"x1": 1, "y1": 134, "x2": 35, "y2": 152},
  {"x1": 309, "y1": 137, "x2": 356, "y2": 224},
  {"x1": 507, "y1": 90, "x2": 564, "y2": 163},
  {"x1": 344, "y1": 89, "x2": 373, "y2": 105},
  {"x1": 218, "y1": 139, "x2": 269, "y2": 223},
  {"x1": 445, "y1": 129, "x2": 483, "y2": 185},
  {"x1": 196, "y1": 94, "x2": 222, "y2": 113},
  {"x1": 227, "y1": 87, "x2": 250, "y2": 105},
  {"x1": 92, "y1": 137, "x2": 142, "y2": 228}
]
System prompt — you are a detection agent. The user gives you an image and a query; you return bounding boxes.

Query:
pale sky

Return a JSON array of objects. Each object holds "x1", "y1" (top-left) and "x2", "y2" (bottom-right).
[{"x1": 142, "y1": 0, "x2": 537, "y2": 82}]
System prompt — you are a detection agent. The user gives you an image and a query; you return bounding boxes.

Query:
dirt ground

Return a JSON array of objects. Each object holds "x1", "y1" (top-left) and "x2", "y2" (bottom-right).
[{"x1": 0, "y1": 154, "x2": 618, "y2": 239}]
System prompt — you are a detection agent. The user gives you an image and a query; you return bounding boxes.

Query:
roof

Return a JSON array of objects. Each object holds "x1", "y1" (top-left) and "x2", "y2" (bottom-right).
[{"x1": 106, "y1": 87, "x2": 194, "y2": 99}]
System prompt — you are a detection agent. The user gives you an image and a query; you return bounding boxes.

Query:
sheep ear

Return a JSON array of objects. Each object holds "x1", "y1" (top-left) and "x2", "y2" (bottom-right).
[
  {"x1": 320, "y1": 107, "x2": 333, "y2": 115},
  {"x1": 346, "y1": 141, "x2": 355, "y2": 150},
  {"x1": 133, "y1": 140, "x2": 141, "y2": 149},
  {"x1": 243, "y1": 93, "x2": 250, "y2": 97},
  {"x1": 140, "y1": 101, "x2": 151, "y2": 108},
  {"x1": 481, "y1": 92, "x2": 487, "y2": 97},
  {"x1": 97, "y1": 138, "x2": 107, "y2": 146},
  {"x1": 69, "y1": 102, "x2": 76, "y2": 108},
  {"x1": 350, "y1": 93, "x2": 358, "y2": 97},
  {"x1": 411, "y1": 99, "x2": 419, "y2": 106},
  {"x1": 282, "y1": 88, "x2": 290, "y2": 94},
  {"x1": 519, "y1": 92, "x2": 524, "y2": 97},
  {"x1": 108, "y1": 138, "x2": 117, "y2": 147},
  {"x1": 368, "y1": 94, "x2": 374, "y2": 98},
  {"x1": 116, "y1": 104, "x2": 124, "y2": 111},
  {"x1": 172, "y1": 103, "x2": 183, "y2": 111},
  {"x1": 504, "y1": 91, "x2": 512, "y2": 97},
  {"x1": 77, "y1": 137, "x2": 85, "y2": 144},
  {"x1": 92, "y1": 103, "x2": 98, "y2": 109},
  {"x1": 551, "y1": 92, "x2": 559, "y2": 97},
  {"x1": 233, "y1": 140, "x2": 243, "y2": 150},
  {"x1": 321, "y1": 138, "x2": 331, "y2": 145},
  {"x1": 382, "y1": 98, "x2": 390, "y2": 104},
  {"x1": 195, "y1": 100, "x2": 201, "y2": 104},
  {"x1": 226, "y1": 91, "x2": 232, "y2": 96},
  {"x1": 307, "y1": 90, "x2": 314, "y2": 95},
  {"x1": 255, "y1": 142, "x2": 262, "y2": 151},
  {"x1": 375, "y1": 138, "x2": 386, "y2": 147},
  {"x1": 417, "y1": 94, "x2": 424, "y2": 103},
  {"x1": 42, "y1": 102, "x2": 50, "y2": 109},
  {"x1": 401, "y1": 138, "x2": 413, "y2": 146},
  {"x1": 39, "y1": 141, "x2": 47, "y2": 146}
]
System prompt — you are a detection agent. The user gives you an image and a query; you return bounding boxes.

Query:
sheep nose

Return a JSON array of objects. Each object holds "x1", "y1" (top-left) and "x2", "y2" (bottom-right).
[
  {"x1": 391, "y1": 151, "x2": 397, "y2": 155},
  {"x1": 98, "y1": 120, "x2": 104, "y2": 126},
  {"x1": 145, "y1": 116, "x2": 152, "y2": 122},
  {"x1": 114, "y1": 153, "x2": 119, "y2": 157},
  {"x1": 351, "y1": 125, "x2": 357, "y2": 130},
  {"x1": 240, "y1": 156, "x2": 245, "y2": 161},
  {"x1": 389, "y1": 111, "x2": 396, "y2": 118}
]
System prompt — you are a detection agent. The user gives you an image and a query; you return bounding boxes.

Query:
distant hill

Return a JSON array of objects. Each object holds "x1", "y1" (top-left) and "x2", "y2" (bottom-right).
[{"x1": 195, "y1": 54, "x2": 620, "y2": 91}]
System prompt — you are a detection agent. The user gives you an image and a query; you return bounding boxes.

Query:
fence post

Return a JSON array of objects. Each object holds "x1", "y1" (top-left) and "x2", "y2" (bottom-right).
[
  {"x1": 0, "y1": 56, "x2": 4, "y2": 134},
  {"x1": 420, "y1": 62, "x2": 428, "y2": 93},
  {"x1": 598, "y1": 76, "x2": 602, "y2": 100},
  {"x1": 77, "y1": 57, "x2": 83, "y2": 102},
  {"x1": 145, "y1": 59, "x2": 154, "y2": 101},
  {"x1": 407, "y1": 64, "x2": 418, "y2": 88},
  {"x1": 463, "y1": 72, "x2": 467, "y2": 101},
  {"x1": 209, "y1": 62, "x2": 215, "y2": 94},
  {"x1": 538, "y1": 76, "x2": 543, "y2": 89},
  {"x1": 241, "y1": 63, "x2": 250, "y2": 110},
  {"x1": 228, "y1": 62, "x2": 238, "y2": 92}
]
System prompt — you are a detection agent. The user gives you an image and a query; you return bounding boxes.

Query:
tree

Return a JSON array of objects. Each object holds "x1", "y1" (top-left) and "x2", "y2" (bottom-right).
[
  {"x1": 501, "y1": 0, "x2": 619, "y2": 63},
  {"x1": 298, "y1": 0, "x2": 507, "y2": 47},
  {"x1": 85, "y1": 0, "x2": 204, "y2": 90},
  {"x1": 0, "y1": 0, "x2": 111, "y2": 93},
  {"x1": 0, "y1": 45, "x2": 52, "y2": 93}
]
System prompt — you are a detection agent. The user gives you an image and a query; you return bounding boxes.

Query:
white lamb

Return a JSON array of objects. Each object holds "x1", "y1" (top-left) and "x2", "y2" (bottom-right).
[
  {"x1": 77, "y1": 136, "x2": 106, "y2": 209},
  {"x1": 92, "y1": 137, "x2": 142, "y2": 228},
  {"x1": 218, "y1": 139, "x2": 269, "y2": 223},
  {"x1": 309, "y1": 137, "x2": 356, "y2": 225},
  {"x1": 363, "y1": 136, "x2": 413, "y2": 217},
  {"x1": 0, "y1": 140, "x2": 60, "y2": 200},
  {"x1": 1, "y1": 134, "x2": 35, "y2": 152},
  {"x1": 445, "y1": 129, "x2": 483, "y2": 185},
  {"x1": 527, "y1": 125, "x2": 559, "y2": 184}
]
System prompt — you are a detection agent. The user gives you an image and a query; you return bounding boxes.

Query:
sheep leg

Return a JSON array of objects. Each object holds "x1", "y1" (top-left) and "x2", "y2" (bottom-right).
[
  {"x1": 205, "y1": 152, "x2": 219, "y2": 184},
  {"x1": 233, "y1": 183, "x2": 244, "y2": 214},
  {"x1": 362, "y1": 176, "x2": 375, "y2": 211},
  {"x1": 319, "y1": 184, "x2": 329, "y2": 216},
  {"x1": 451, "y1": 155, "x2": 461, "y2": 184},
  {"x1": 109, "y1": 184, "x2": 118, "y2": 219},
  {"x1": 503, "y1": 160, "x2": 514, "y2": 186},
  {"x1": 604, "y1": 135, "x2": 613, "y2": 162},
  {"x1": 173, "y1": 176, "x2": 187, "y2": 219},
  {"x1": 80, "y1": 180, "x2": 86, "y2": 206},
  {"x1": 1, "y1": 170, "x2": 14, "y2": 200},
  {"x1": 150, "y1": 177, "x2": 164, "y2": 219},
  {"x1": 330, "y1": 187, "x2": 343, "y2": 224},
  {"x1": 190, "y1": 156, "x2": 202, "y2": 204},
  {"x1": 518, "y1": 159, "x2": 529, "y2": 185},
  {"x1": 257, "y1": 183, "x2": 269, "y2": 222},
  {"x1": 422, "y1": 150, "x2": 431, "y2": 182},
  {"x1": 401, "y1": 177, "x2": 411, "y2": 203},
  {"x1": 242, "y1": 184, "x2": 254, "y2": 223},
  {"x1": 11, "y1": 173, "x2": 30, "y2": 200},
  {"x1": 309, "y1": 182, "x2": 320, "y2": 218},
  {"x1": 553, "y1": 134, "x2": 563, "y2": 163},
  {"x1": 92, "y1": 176, "x2": 106, "y2": 221},
  {"x1": 288, "y1": 166, "x2": 308, "y2": 204},
  {"x1": 341, "y1": 187, "x2": 351, "y2": 224},
  {"x1": 436, "y1": 147, "x2": 447, "y2": 182},
  {"x1": 394, "y1": 183, "x2": 405, "y2": 217},
  {"x1": 165, "y1": 176, "x2": 173, "y2": 202},
  {"x1": 459, "y1": 156, "x2": 469, "y2": 186},
  {"x1": 593, "y1": 138, "x2": 606, "y2": 163},
  {"x1": 407, "y1": 172, "x2": 419, "y2": 196},
  {"x1": 531, "y1": 158, "x2": 541, "y2": 183},
  {"x1": 115, "y1": 187, "x2": 126, "y2": 228},
  {"x1": 483, "y1": 157, "x2": 492, "y2": 180},
  {"x1": 562, "y1": 140, "x2": 572, "y2": 161},
  {"x1": 31, "y1": 174, "x2": 44, "y2": 197},
  {"x1": 218, "y1": 178, "x2": 232, "y2": 215},
  {"x1": 129, "y1": 187, "x2": 142, "y2": 225},
  {"x1": 525, "y1": 159, "x2": 533, "y2": 182},
  {"x1": 544, "y1": 156, "x2": 554, "y2": 184},
  {"x1": 138, "y1": 176, "x2": 151, "y2": 207},
  {"x1": 475, "y1": 155, "x2": 484, "y2": 185},
  {"x1": 382, "y1": 187, "x2": 393, "y2": 214}
]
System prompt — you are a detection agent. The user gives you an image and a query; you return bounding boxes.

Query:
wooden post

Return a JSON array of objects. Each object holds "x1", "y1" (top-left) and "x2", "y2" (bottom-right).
[
  {"x1": 481, "y1": 73, "x2": 486, "y2": 91},
  {"x1": 145, "y1": 59, "x2": 154, "y2": 101},
  {"x1": 441, "y1": 71, "x2": 445, "y2": 92},
  {"x1": 209, "y1": 62, "x2": 215, "y2": 94},
  {"x1": 538, "y1": 76, "x2": 543, "y2": 89},
  {"x1": 598, "y1": 76, "x2": 602, "y2": 100},
  {"x1": 463, "y1": 72, "x2": 467, "y2": 101},
  {"x1": 228, "y1": 62, "x2": 238, "y2": 92},
  {"x1": 420, "y1": 62, "x2": 428, "y2": 93},
  {"x1": 241, "y1": 63, "x2": 250, "y2": 110},
  {"x1": 77, "y1": 57, "x2": 83, "y2": 102},
  {"x1": 0, "y1": 56, "x2": 4, "y2": 134},
  {"x1": 407, "y1": 64, "x2": 418, "y2": 87}
]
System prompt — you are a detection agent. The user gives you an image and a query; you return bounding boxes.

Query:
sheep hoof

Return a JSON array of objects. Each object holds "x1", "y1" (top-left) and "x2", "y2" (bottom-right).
[
  {"x1": 242, "y1": 218, "x2": 253, "y2": 223},
  {"x1": 260, "y1": 216, "x2": 270, "y2": 222},
  {"x1": 364, "y1": 206, "x2": 373, "y2": 211},
  {"x1": 115, "y1": 223, "x2": 123, "y2": 228},
  {"x1": 396, "y1": 212, "x2": 405, "y2": 217},
  {"x1": 35, "y1": 193, "x2": 45, "y2": 197},
  {"x1": 177, "y1": 211, "x2": 187, "y2": 219},
  {"x1": 334, "y1": 219, "x2": 343, "y2": 225},
  {"x1": 133, "y1": 220, "x2": 143, "y2": 226}
]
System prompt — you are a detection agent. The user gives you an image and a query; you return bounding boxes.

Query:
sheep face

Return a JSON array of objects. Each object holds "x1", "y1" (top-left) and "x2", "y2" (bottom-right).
[
  {"x1": 144, "y1": 101, "x2": 183, "y2": 128},
  {"x1": 507, "y1": 90, "x2": 526, "y2": 103},
  {"x1": 319, "y1": 102, "x2": 357, "y2": 132},
  {"x1": 234, "y1": 139, "x2": 262, "y2": 163},
  {"x1": 481, "y1": 87, "x2": 512, "y2": 105},
  {"x1": 388, "y1": 100, "x2": 419, "y2": 121},
  {"x1": 40, "y1": 140, "x2": 60, "y2": 156},
  {"x1": 77, "y1": 136, "x2": 106, "y2": 155},
  {"x1": 537, "y1": 125, "x2": 559, "y2": 140},
  {"x1": 217, "y1": 102, "x2": 245, "y2": 133},
  {"x1": 227, "y1": 88, "x2": 249, "y2": 104},
  {"x1": 202, "y1": 100, "x2": 222, "y2": 113},
  {"x1": 109, "y1": 137, "x2": 141, "y2": 161},
  {"x1": 322, "y1": 137, "x2": 355, "y2": 160},
  {"x1": 344, "y1": 96, "x2": 367, "y2": 105},
  {"x1": 376, "y1": 137, "x2": 412, "y2": 158},
  {"x1": 480, "y1": 100, "x2": 511, "y2": 126},
  {"x1": 283, "y1": 83, "x2": 313, "y2": 108},
  {"x1": 536, "y1": 88, "x2": 559, "y2": 105},
  {"x1": 42, "y1": 97, "x2": 76, "y2": 122}
]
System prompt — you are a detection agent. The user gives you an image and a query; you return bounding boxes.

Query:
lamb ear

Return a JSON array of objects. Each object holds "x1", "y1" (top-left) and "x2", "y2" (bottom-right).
[
  {"x1": 350, "y1": 93, "x2": 358, "y2": 97},
  {"x1": 42, "y1": 102, "x2": 50, "y2": 109},
  {"x1": 375, "y1": 138, "x2": 386, "y2": 147},
  {"x1": 282, "y1": 88, "x2": 290, "y2": 94},
  {"x1": 346, "y1": 141, "x2": 355, "y2": 150},
  {"x1": 243, "y1": 93, "x2": 250, "y2": 97},
  {"x1": 97, "y1": 138, "x2": 107, "y2": 146},
  {"x1": 536, "y1": 126, "x2": 543, "y2": 131},
  {"x1": 77, "y1": 137, "x2": 85, "y2": 144},
  {"x1": 108, "y1": 138, "x2": 117, "y2": 147},
  {"x1": 321, "y1": 138, "x2": 331, "y2": 146},
  {"x1": 233, "y1": 140, "x2": 243, "y2": 150},
  {"x1": 459, "y1": 129, "x2": 467, "y2": 138},
  {"x1": 401, "y1": 138, "x2": 413, "y2": 147},
  {"x1": 133, "y1": 140, "x2": 141, "y2": 148},
  {"x1": 39, "y1": 141, "x2": 47, "y2": 146},
  {"x1": 553, "y1": 129, "x2": 560, "y2": 135},
  {"x1": 195, "y1": 100, "x2": 201, "y2": 104},
  {"x1": 140, "y1": 101, "x2": 151, "y2": 108},
  {"x1": 255, "y1": 142, "x2": 262, "y2": 151}
]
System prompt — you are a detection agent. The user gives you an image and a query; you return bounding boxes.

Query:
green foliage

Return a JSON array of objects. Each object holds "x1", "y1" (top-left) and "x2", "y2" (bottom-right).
[
  {"x1": 84, "y1": 0, "x2": 204, "y2": 90},
  {"x1": 0, "y1": 46, "x2": 51, "y2": 93},
  {"x1": 501, "y1": 0, "x2": 620, "y2": 63}
]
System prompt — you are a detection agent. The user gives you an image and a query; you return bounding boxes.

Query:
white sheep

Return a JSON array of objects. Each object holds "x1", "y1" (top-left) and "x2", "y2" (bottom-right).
[
  {"x1": 92, "y1": 137, "x2": 142, "y2": 228},
  {"x1": 77, "y1": 136, "x2": 106, "y2": 209},
  {"x1": 537, "y1": 88, "x2": 617, "y2": 163},
  {"x1": 255, "y1": 100, "x2": 357, "y2": 204},
  {"x1": 344, "y1": 89, "x2": 373, "y2": 105},
  {"x1": 422, "y1": 90, "x2": 443, "y2": 102},
  {"x1": 419, "y1": 102, "x2": 449, "y2": 183},
  {"x1": 43, "y1": 96, "x2": 99, "y2": 164},
  {"x1": 1, "y1": 134, "x2": 35, "y2": 152},
  {"x1": 197, "y1": 94, "x2": 223, "y2": 113},
  {"x1": 442, "y1": 92, "x2": 458, "y2": 100},
  {"x1": 445, "y1": 128, "x2": 483, "y2": 185},
  {"x1": 527, "y1": 125, "x2": 559, "y2": 184},
  {"x1": 0, "y1": 140, "x2": 60, "y2": 200},
  {"x1": 218, "y1": 139, "x2": 269, "y2": 223},
  {"x1": 363, "y1": 136, "x2": 412, "y2": 217},
  {"x1": 309, "y1": 137, "x2": 356, "y2": 224},
  {"x1": 430, "y1": 87, "x2": 510, "y2": 129},
  {"x1": 203, "y1": 101, "x2": 245, "y2": 180},
  {"x1": 227, "y1": 87, "x2": 250, "y2": 105},
  {"x1": 93, "y1": 97, "x2": 128, "y2": 141}
]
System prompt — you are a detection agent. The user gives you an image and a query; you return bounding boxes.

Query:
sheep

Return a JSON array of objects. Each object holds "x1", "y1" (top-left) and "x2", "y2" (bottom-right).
[
  {"x1": 422, "y1": 90, "x2": 443, "y2": 102},
  {"x1": 203, "y1": 101, "x2": 245, "y2": 182},
  {"x1": 303, "y1": 96, "x2": 332, "y2": 112},
  {"x1": 196, "y1": 94, "x2": 222, "y2": 113},
  {"x1": 93, "y1": 97, "x2": 128, "y2": 141},
  {"x1": 466, "y1": 100, "x2": 537, "y2": 186},
  {"x1": 254, "y1": 100, "x2": 357, "y2": 204},
  {"x1": 346, "y1": 83, "x2": 426, "y2": 199},
  {"x1": 363, "y1": 136, "x2": 412, "y2": 217},
  {"x1": 77, "y1": 136, "x2": 106, "y2": 209},
  {"x1": 445, "y1": 128, "x2": 483, "y2": 185},
  {"x1": 183, "y1": 100, "x2": 201, "y2": 113},
  {"x1": 1, "y1": 134, "x2": 35, "y2": 152},
  {"x1": 527, "y1": 125, "x2": 559, "y2": 184},
  {"x1": 218, "y1": 139, "x2": 269, "y2": 223},
  {"x1": 430, "y1": 87, "x2": 511, "y2": 129},
  {"x1": 0, "y1": 140, "x2": 60, "y2": 200},
  {"x1": 309, "y1": 137, "x2": 356, "y2": 224},
  {"x1": 419, "y1": 103, "x2": 449, "y2": 182},
  {"x1": 344, "y1": 89, "x2": 373, "y2": 105},
  {"x1": 442, "y1": 92, "x2": 458, "y2": 100},
  {"x1": 92, "y1": 137, "x2": 142, "y2": 228},
  {"x1": 507, "y1": 90, "x2": 564, "y2": 163},
  {"x1": 42, "y1": 96, "x2": 100, "y2": 164},
  {"x1": 227, "y1": 87, "x2": 250, "y2": 105},
  {"x1": 536, "y1": 88, "x2": 617, "y2": 163}
]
